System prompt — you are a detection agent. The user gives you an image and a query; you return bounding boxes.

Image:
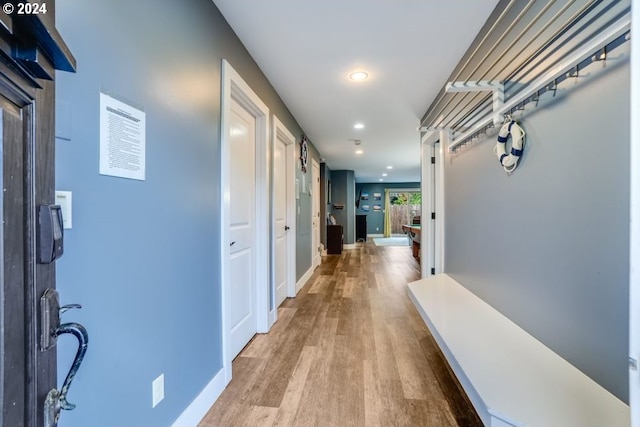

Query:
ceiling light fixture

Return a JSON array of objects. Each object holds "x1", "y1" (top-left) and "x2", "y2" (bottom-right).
[
  {"x1": 382, "y1": 173, "x2": 388, "y2": 177},
  {"x1": 355, "y1": 149, "x2": 363, "y2": 155},
  {"x1": 354, "y1": 123, "x2": 364, "y2": 129},
  {"x1": 349, "y1": 71, "x2": 368, "y2": 81},
  {"x1": 379, "y1": 179, "x2": 384, "y2": 182},
  {"x1": 386, "y1": 166, "x2": 393, "y2": 169}
]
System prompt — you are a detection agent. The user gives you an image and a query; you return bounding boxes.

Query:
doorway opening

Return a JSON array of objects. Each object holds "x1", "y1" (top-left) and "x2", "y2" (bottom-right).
[{"x1": 384, "y1": 190, "x2": 421, "y2": 237}]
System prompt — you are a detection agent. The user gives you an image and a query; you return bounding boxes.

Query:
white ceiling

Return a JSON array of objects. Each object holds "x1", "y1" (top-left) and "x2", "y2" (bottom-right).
[{"x1": 213, "y1": 0, "x2": 500, "y2": 183}]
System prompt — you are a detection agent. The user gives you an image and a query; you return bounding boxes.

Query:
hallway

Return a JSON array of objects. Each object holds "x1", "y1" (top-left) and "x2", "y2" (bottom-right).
[{"x1": 199, "y1": 242, "x2": 480, "y2": 427}]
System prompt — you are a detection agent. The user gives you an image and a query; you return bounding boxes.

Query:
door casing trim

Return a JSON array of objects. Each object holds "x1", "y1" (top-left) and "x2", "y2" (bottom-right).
[{"x1": 311, "y1": 158, "x2": 321, "y2": 269}]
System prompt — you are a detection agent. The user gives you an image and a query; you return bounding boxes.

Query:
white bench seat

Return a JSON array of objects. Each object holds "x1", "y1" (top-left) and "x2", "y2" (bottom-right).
[{"x1": 407, "y1": 274, "x2": 629, "y2": 427}]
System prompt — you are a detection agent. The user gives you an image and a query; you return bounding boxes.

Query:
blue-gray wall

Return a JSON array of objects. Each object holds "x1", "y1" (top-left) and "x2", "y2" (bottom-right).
[
  {"x1": 356, "y1": 182, "x2": 420, "y2": 235},
  {"x1": 295, "y1": 147, "x2": 321, "y2": 280},
  {"x1": 54, "y1": 1, "x2": 318, "y2": 425},
  {"x1": 443, "y1": 55, "x2": 630, "y2": 401},
  {"x1": 330, "y1": 170, "x2": 355, "y2": 244}
]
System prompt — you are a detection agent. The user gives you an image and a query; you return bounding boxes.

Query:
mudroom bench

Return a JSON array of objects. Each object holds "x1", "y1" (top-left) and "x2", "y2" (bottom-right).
[{"x1": 407, "y1": 274, "x2": 629, "y2": 427}]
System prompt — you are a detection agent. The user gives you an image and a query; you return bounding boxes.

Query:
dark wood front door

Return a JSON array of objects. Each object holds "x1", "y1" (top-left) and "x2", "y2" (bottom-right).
[{"x1": 0, "y1": 4, "x2": 75, "y2": 427}]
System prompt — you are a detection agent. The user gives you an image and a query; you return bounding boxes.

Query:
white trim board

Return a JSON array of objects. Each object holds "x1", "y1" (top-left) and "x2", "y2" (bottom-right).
[
  {"x1": 171, "y1": 369, "x2": 225, "y2": 427},
  {"x1": 630, "y1": 0, "x2": 640, "y2": 423},
  {"x1": 629, "y1": 0, "x2": 640, "y2": 427},
  {"x1": 296, "y1": 265, "x2": 314, "y2": 294},
  {"x1": 311, "y1": 158, "x2": 321, "y2": 269}
]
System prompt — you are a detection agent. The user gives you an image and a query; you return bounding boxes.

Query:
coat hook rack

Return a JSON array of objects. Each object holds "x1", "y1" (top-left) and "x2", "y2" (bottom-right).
[
  {"x1": 446, "y1": 25, "x2": 630, "y2": 154},
  {"x1": 445, "y1": 80, "x2": 505, "y2": 127}
]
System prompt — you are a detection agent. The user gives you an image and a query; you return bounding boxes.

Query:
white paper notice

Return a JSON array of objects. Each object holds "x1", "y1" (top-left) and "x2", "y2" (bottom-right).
[{"x1": 99, "y1": 92, "x2": 146, "y2": 180}]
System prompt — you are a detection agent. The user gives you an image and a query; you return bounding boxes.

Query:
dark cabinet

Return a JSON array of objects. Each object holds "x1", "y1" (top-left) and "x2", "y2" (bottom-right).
[
  {"x1": 327, "y1": 225, "x2": 343, "y2": 254},
  {"x1": 356, "y1": 215, "x2": 367, "y2": 242}
]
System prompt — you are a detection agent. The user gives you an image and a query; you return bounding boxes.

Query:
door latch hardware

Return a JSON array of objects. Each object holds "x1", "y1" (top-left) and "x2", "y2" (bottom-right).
[
  {"x1": 43, "y1": 322, "x2": 88, "y2": 426},
  {"x1": 44, "y1": 389, "x2": 61, "y2": 427},
  {"x1": 41, "y1": 288, "x2": 89, "y2": 427},
  {"x1": 54, "y1": 322, "x2": 89, "y2": 410},
  {"x1": 40, "y1": 289, "x2": 60, "y2": 351},
  {"x1": 41, "y1": 289, "x2": 81, "y2": 351}
]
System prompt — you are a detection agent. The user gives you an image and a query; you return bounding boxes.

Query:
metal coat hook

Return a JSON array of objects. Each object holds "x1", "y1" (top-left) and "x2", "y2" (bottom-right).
[
  {"x1": 592, "y1": 47, "x2": 607, "y2": 62},
  {"x1": 548, "y1": 81, "x2": 558, "y2": 97},
  {"x1": 566, "y1": 65, "x2": 579, "y2": 79},
  {"x1": 531, "y1": 91, "x2": 540, "y2": 108}
]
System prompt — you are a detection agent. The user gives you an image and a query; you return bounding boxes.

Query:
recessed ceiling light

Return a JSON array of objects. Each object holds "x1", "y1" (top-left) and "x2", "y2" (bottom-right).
[
  {"x1": 382, "y1": 173, "x2": 388, "y2": 177},
  {"x1": 386, "y1": 166, "x2": 393, "y2": 169},
  {"x1": 379, "y1": 178, "x2": 384, "y2": 182},
  {"x1": 355, "y1": 149, "x2": 363, "y2": 155},
  {"x1": 354, "y1": 123, "x2": 365, "y2": 129},
  {"x1": 349, "y1": 71, "x2": 368, "y2": 81}
]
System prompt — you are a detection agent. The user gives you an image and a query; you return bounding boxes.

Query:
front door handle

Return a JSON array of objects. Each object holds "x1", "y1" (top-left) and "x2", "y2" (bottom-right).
[
  {"x1": 41, "y1": 290, "x2": 88, "y2": 427},
  {"x1": 54, "y1": 322, "x2": 89, "y2": 410},
  {"x1": 285, "y1": 226, "x2": 290, "y2": 231},
  {"x1": 44, "y1": 321, "x2": 89, "y2": 426}
]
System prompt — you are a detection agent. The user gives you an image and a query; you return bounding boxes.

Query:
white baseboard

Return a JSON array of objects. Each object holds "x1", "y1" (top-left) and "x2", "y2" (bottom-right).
[
  {"x1": 368, "y1": 234, "x2": 383, "y2": 238},
  {"x1": 171, "y1": 368, "x2": 226, "y2": 427},
  {"x1": 296, "y1": 265, "x2": 314, "y2": 293},
  {"x1": 344, "y1": 243, "x2": 357, "y2": 249}
]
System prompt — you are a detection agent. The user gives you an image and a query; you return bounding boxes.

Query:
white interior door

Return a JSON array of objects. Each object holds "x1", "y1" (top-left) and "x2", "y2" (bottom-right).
[
  {"x1": 229, "y1": 98, "x2": 257, "y2": 358},
  {"x1": 273, "y1": 117, "x2": 297, "y2": 299},
  {"x1": 420, "y1": 131, "x2": 446, "y2": 278},
  {"x1": 274, "y1": 137, "x2": 288, "y2": 307},
  {"x1": 434, "y1": 139, "x2": 445, "y2": 274},
  {"x1": 221, "y1": 60, "x2": 270, "y2": 384},
  {"x1": 312, "y1": 159, "x2": 321, "y2": 268}
]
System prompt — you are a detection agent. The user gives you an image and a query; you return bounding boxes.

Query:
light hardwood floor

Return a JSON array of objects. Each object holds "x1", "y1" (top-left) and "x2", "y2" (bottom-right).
[{"x1": 199, "y1": 241, "x2": 481, "y2": 427}]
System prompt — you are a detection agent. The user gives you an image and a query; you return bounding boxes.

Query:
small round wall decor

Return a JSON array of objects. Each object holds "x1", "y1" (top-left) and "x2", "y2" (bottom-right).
[
  {"x1": 300, "y1": 136, "x2": 308, "y2": 173},
  {"x1": 495, "y1": 116, "x2": 525, "y2": 175}
]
